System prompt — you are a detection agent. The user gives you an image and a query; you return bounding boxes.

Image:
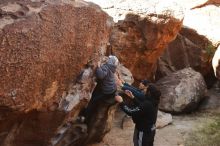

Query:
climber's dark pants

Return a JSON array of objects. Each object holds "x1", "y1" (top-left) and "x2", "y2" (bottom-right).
[
  {"x1": 83, "y1": 84, "x2": 116, "y2": 119},
  {"x1": 133, "y1": 127, "x2": 156, "y2": 146}
]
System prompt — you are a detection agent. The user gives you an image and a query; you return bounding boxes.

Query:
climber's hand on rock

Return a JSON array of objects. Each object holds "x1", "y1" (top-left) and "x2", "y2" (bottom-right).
[
  {"x1": 97, "y1": 62, "x2": 101, "y2": 67},
  {"x1": 102, "y1": 56, "x2": 108, "y2": 63}
]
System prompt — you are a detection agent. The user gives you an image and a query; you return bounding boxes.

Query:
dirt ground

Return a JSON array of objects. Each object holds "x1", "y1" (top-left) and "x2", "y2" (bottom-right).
[{"x1": 89, "y1": 109, "x2": 216, "y2": 146}]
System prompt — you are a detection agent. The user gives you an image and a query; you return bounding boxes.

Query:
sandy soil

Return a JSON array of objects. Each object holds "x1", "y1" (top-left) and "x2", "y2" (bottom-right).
[{"x1": 89, "y1": 109, "x2": 216, "y2": 146}]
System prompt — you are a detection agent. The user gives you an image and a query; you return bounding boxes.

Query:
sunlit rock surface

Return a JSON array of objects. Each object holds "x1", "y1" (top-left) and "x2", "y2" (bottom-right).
[
  {"x1": 0, "y1": 0, "x2": 112, "y2": 145},
  {"x1": 85, "y1": 0, "x2": 184, "y2": 80},
  {"x1": 86, "y1": 0, "x2": 220, "y2": 81},
  {"x1": 1, "y1": 0, "x2": 219, "y2": 146},
  {"x1": 0, "y1": 0, "x2": 112, "y2": 111}
]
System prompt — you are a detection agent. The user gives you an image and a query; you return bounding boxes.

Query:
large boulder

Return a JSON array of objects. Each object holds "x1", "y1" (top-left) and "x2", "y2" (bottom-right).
[
  {"x1": 156, "y1": 0, "x2": 220, "y2": 85},
  {"x1": 157, "y1": 67, "x2": 207, "y2": 113},
  {"x1": 85, "y1": 0, "x2": 184, "y2": 80},
  {"x1": 0, "y1": 0, "x2": 113, "y2": 146},
  {"x1": 94, "y1": 0, "x2": 220, "y2": 82},
  {"x1": 156, "y1": 27, "x2": 217, "y2": 87},
  {"x1": 156, "y1": 111, "x2": 172, "y2": 129},
  {"x1": 0, "y1": 0, "x2": 112, "y2": 112}
]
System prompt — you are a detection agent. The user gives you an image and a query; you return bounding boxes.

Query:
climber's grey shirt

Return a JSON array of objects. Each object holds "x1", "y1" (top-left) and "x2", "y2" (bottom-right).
[{"x1": 96, "y1": 63, "x2": 117, "y2": 94}]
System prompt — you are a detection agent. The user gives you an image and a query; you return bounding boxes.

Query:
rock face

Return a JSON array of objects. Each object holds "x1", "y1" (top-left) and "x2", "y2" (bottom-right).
[
  {"x1": 0, "y1": 0, "x2": 113, "y2": 146},
  {"x1": 184, "y1": 0, "x2": 220, "y2": 46},
  {"x1": 86, "y1": 0, "x2": 184, "y2": 81},
  {"x1": 1, "y1": 0, "x2": 218, "y2": 146},
  {"x1": 51, "y1": 63, "x2": 133, "y2": 146},
  {"x1": 53, "y1": 102, "x2": 118, "y2": 146},
  {"x1": 156, "y1": 0, "x2": 220, "y2": 85},
  {"x1": 111, "y1": 15, "x2": 183, "y2": 81},
  {"x1": 157, "y1": 68, "x2": 207, "y2": 113},
  {"x1": 117, "y1": 64, "x2": 134, "y2": 85},
  {"x1": 0, "y1": 0, "x2": 112, "y2": 111},
  {"x1": 156, "y1": 27, "x2": 216, "y2": 86}
]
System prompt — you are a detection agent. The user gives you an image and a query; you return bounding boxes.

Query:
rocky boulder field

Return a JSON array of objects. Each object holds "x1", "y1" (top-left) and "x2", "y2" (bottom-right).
[{"x1": 0, "y1": 0, "x2": 220, "y2": 146}]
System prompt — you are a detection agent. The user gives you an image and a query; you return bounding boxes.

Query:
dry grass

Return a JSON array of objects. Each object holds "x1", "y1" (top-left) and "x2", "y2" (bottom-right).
[{"x1": 185, "y1": 114, "x2": 220, "y2": 146}]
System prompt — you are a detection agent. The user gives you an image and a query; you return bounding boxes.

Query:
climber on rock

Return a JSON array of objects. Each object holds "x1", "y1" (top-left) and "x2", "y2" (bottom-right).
[
  {"x1": 115, "y1": 79, "x2": 161, "y2": 146},
  {"x1": 79, "y1": 55, "x2": 119, "y2": 122}
]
